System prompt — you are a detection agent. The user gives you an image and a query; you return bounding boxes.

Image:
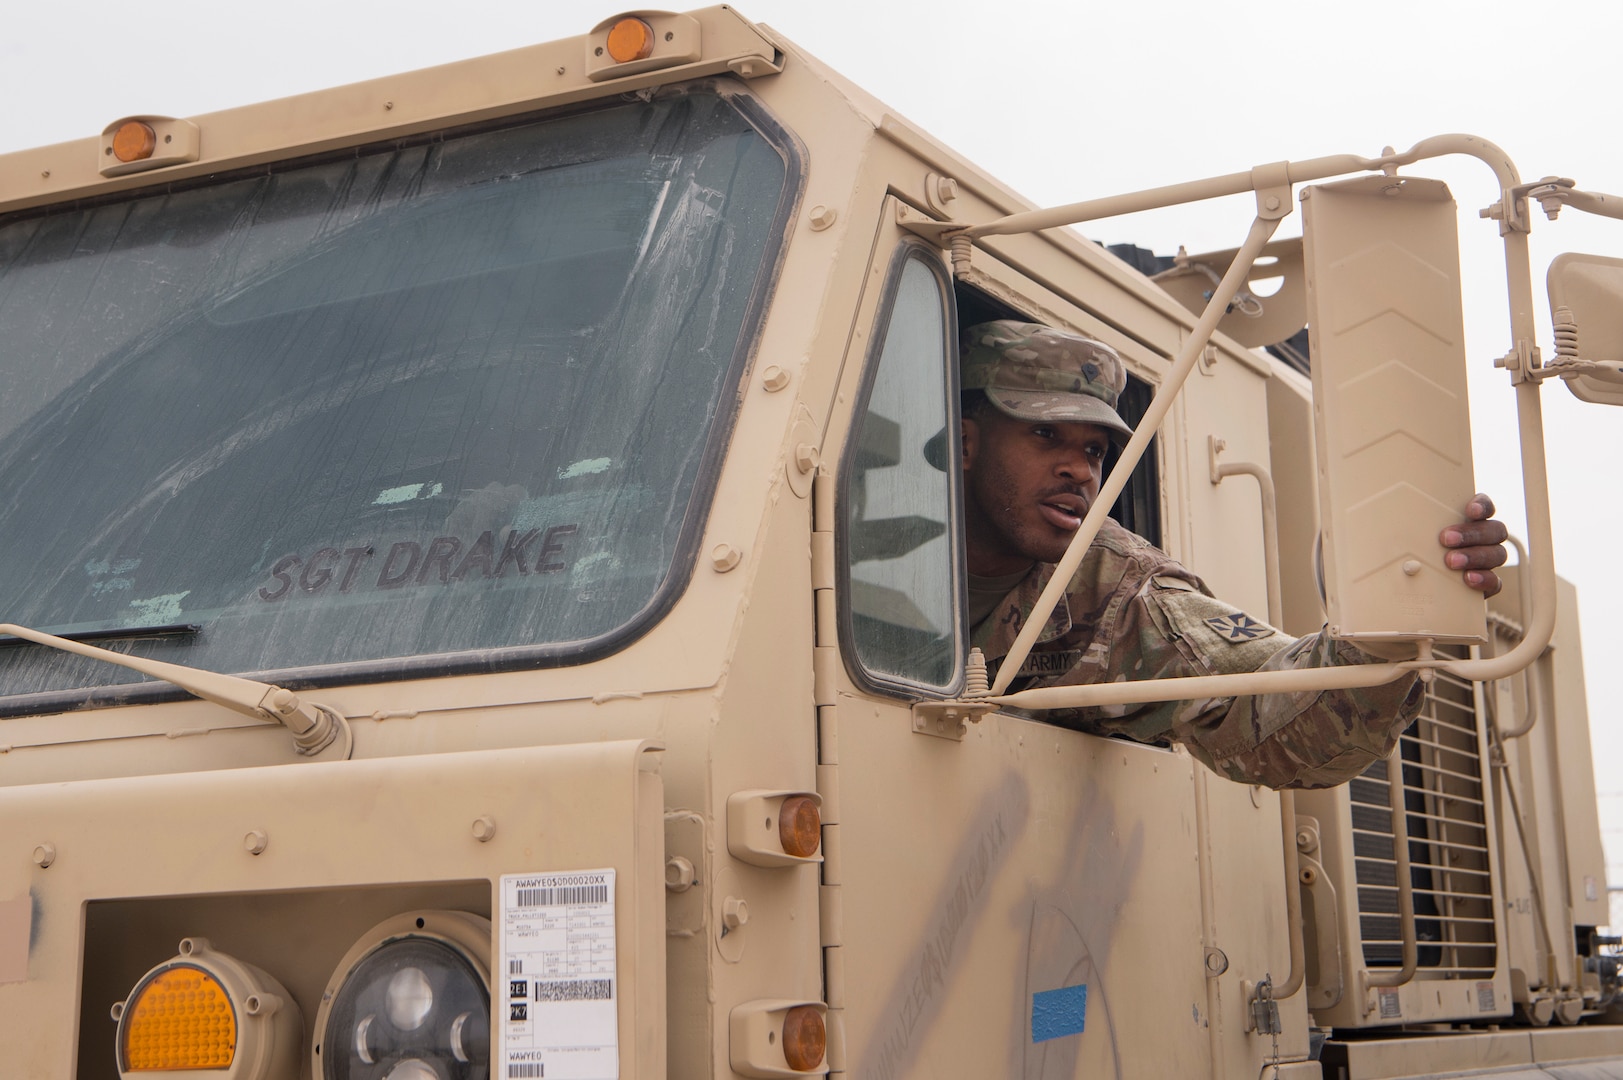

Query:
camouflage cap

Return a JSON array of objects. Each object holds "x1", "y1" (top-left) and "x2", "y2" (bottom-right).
[{"x1": 961, "y1": 320, "x2": 1133, "y2": 443}]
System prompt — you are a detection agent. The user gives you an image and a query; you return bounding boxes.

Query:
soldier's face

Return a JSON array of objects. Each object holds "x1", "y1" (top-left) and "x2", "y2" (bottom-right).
[{"x1": 960, "y1": 410, "x2": 1109, "y2": 575}]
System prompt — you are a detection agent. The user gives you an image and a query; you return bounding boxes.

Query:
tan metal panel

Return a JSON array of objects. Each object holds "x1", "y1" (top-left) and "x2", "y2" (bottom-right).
[
  {"x1": 0, "y1": 740, "x2": 665, "y2": 1077},
  {"x1": 1302, "y1": 176, "x2": 1485, "y2": 645}
]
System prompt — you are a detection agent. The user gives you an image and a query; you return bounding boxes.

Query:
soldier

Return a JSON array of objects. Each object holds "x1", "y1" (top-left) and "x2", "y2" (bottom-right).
[{"x1": 958, "y1": 320, "x2": 1508, "y2": 788}]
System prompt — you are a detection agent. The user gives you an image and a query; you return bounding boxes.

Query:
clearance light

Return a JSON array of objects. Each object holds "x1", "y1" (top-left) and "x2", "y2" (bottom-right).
[
  {"x1": 728, "y1": 790, "x2": 824, "y2": 867},
  {"x1": 730, "y1": 999, "x2": 829, "y2": 1077},
  {"x1": 312, "y1": 911, "x2": 491, "y2": 1080},
  {"x1": 605, "y1": 17, "x2": 655, "y2": 63},
  {"x1": 778, "y1": 796, "x2": 822, "y2": 859},
  {"x1": 113, "y1": 937, "x2": 301, "y2": 1080},
  {"x1": 111, "y1": 120, "x2": 158, "y2": 164},
  {"x1": 781, "y1": 1005, "x2": 827, "y2": 1073},
  {"x1": 98, "y1": 115, "x2": 202, "y2": 178},
  {"x1": 584, "y1": 11, "x2": 704, "y2": 83}
]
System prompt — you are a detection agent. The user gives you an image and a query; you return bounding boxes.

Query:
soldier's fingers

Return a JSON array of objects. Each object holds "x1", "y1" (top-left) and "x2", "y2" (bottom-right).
[
  {"x1": 1465, "y1": 569, "x2": 1504, "y2": 598},
  {"x1": 1466, "y1": 493, "x2": 1497, "y2": 520},
  {"x1": 1440, "y1": 518, "x2": 1508, "y2": 549},
  {"x1": 1445, "y1": 545, "x2": 1509, "y2": 571}
]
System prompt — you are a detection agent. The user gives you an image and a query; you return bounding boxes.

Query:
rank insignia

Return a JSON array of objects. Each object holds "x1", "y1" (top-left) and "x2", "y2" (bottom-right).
[{"x1": 1205, "y1": 613, "x2": 1274, "y2": 641}]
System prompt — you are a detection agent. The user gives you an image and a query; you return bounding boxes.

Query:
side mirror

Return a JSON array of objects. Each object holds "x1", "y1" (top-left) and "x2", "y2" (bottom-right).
[
  {"x1": 1547, "y1": 253, "x2": 1623, "y2": 406},
  {"x1": 1301, "y1": 175, "x2": 1486, "y2": 648}
]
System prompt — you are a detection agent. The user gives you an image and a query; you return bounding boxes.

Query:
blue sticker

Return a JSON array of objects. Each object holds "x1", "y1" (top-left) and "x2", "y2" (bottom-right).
[{"x1": 1031, "y1": 983, "x2": 1088, "y2": 1043}]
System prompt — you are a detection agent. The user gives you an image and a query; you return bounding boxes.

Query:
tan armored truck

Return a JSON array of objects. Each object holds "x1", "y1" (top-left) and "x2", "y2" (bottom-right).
[{"x1": 3, "y1": 8, "x2": 1622, "y2": 1079}]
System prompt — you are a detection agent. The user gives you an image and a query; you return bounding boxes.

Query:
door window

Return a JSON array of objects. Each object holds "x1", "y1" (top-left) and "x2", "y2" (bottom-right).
[{"x1": 839, "y1": 247, "x2": 961, "y2": 693}]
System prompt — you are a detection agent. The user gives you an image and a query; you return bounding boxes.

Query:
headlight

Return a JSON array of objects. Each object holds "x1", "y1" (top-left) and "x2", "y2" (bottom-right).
[
  {"x1": 113, "y1": 936, "x2": 300, "y2": 1080},
  {"x1": 313, "y1": 911, "x2": 491, "y2": 1080}
]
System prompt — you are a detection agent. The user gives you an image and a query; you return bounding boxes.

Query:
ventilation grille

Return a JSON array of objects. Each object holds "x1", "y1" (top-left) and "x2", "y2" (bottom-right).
[{"x1": 1350, "y1": 665, "x2": 1496, "y2": 978}]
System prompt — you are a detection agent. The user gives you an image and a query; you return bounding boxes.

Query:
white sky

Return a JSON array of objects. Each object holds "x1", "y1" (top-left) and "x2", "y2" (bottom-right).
[{"x1": 3, "y1": 1, "x2": 1620, "y2": 888}]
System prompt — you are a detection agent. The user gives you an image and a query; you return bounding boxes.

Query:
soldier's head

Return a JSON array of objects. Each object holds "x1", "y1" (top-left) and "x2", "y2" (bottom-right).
[{"x1": 957, "y1": 321, "x2": 1132, "y2": 575}]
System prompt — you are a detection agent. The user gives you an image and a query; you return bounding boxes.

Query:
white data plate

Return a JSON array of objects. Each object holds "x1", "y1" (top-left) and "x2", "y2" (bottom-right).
[{"x1": 500, "y1": 869, "x2": 618, "y2": 1080}]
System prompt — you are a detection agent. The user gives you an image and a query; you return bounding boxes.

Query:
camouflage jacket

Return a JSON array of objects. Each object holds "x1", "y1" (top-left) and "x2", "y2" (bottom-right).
[{"x1": 973, "y1": 519, "x2": 1424, "y2": 789}]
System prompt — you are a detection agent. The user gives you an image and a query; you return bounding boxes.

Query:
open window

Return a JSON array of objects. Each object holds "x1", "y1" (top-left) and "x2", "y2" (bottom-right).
[
  {"x1": 953, "y1": 282, "x2": 1162, "y2": 547},
  {"x1": 836, "y1": 241, "x2": 1166, "y2": 701}
]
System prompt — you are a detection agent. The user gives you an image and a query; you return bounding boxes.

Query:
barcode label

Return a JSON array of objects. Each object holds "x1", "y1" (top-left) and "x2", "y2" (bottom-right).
[
  {"x1": 534, "y1": 978, "x2": 612, "y2": 1002},
  {"x1": 516, "y1": 884, "x2": 609, "y2": 907},
  {"x1": 501, "y1": 869, "x2": 617, "y2": 1079}
]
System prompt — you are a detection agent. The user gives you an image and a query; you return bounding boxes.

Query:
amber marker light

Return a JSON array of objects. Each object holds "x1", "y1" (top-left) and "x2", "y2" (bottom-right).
[
  {"x1": 120, "y1": 965, "x2": 237, "y2": 1071},
  {"x1": 781, "y1": 1005, "x2": 826, "y2": 1072},
  {"x1": 111, "y1": 120, "x2": 158, "y2": 164},
  {"x1": 778, "y1": 795, "x2": 822, "y2": 858},
  {"x1": 606, "y1": 17, "x2": 655, "y2": 63}
]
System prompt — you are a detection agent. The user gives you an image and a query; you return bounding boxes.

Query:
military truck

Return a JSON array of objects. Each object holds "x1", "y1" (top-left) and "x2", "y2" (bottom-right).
[{"x1": 3, "y1": 8, "x2": 1622, "y2": 1078}]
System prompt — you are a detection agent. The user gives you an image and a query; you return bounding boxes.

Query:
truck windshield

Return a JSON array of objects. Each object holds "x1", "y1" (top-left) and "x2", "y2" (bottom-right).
[{"x1": 0, "y1": 88, "x2": 793, "y2": 708}]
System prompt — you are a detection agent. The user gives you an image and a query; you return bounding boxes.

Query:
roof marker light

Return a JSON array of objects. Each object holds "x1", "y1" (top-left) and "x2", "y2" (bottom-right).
[
  {"x1": 606, "y1": 17, "x2": 655, "y2": 63},
  {"x1": 111, "y1": 121, "x2": 157, "y2": 164}
]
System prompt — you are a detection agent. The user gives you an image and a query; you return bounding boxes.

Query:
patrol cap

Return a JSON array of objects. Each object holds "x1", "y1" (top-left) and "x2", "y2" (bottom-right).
[{"x1": 961, "y1": 320, "x2": 1133, "y2": 444}]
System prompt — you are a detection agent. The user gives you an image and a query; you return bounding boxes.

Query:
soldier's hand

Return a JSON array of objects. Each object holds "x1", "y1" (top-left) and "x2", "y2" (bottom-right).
[{"x1": 1439, "y1": 493, "x2": 1509, "y2": 598}]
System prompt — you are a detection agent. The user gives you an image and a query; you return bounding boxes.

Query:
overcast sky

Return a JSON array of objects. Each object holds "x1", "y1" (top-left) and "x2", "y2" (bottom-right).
[{"x1": 4, "y1": 1, "x2": 1620, "y2": 869}]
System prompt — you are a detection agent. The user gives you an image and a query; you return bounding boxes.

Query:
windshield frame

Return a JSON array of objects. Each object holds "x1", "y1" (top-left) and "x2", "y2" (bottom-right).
[{"x1": 0, "y1": 80, "x2": 805, "y2": 718}]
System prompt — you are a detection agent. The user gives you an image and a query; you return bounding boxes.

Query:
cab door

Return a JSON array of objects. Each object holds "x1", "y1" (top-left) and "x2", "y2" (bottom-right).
[{"x1": 814, "y1": 198, "x2": 1213, "y2": 1079}]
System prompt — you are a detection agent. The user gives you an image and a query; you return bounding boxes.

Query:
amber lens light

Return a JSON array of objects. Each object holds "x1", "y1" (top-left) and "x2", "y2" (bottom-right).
[
  {"x1": 778, "y1": 795, "x2": 822, "y2": 858},
  {"x1": 112, "y1": 121, "x2": 158, "y2": 163},
  {"x1": 781, "y1": 1005, "x2": 826, "y2": 1072},
  {"x1": 605, "y1": 17, "x2": 655, "y2": 63},
  {"x1": 121, "y1": 964, "x2": 237, "y2": 1071}
]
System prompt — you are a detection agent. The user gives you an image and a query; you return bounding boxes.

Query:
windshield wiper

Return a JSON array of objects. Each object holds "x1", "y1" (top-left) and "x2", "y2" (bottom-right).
[
  {"x1": 0, "y1": 622, "x2": 350, "y2": 758},
  {"x1": 0, "y1": 622, "x2": 201, "y2": 649}
]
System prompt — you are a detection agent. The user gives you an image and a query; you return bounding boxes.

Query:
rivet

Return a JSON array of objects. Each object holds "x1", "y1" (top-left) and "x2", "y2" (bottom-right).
[
  {"x1": 383, "y1": 101, "x2": 394, "y2": 111},
  {"x1": 1402, "y1": 560, "x2": 1423, "y2": 576},
  {"x1": 472, "y1": 815, "x2": 497, "y2": 843},
  {"x1": 761, "y1": 365, "x2": 790, "y2": 392},
  {"x1": 244, "y1": 829, "x2": 269, "y2": 856},
  {"x1": 40, "y1": 170, "x2": 50, "y2": 179},
  {"x1": 33, "y1": 842, "x2": 56, "y2": 869},
  {"x1": 808, "y1": 205, "x2": 837, "y2": 231},
  {"x1": 794, "y1": 443, "x2": 820, "y2": 474},
  {"x1": 711, "y1": 544, "x2": 742, "y2": 572},
  {"x1": 1264, "y1": 195, "x2": 1281, "y2": 210},
  {"x1": 556, "y1": 66, "x2": 566, "y2": 75}
]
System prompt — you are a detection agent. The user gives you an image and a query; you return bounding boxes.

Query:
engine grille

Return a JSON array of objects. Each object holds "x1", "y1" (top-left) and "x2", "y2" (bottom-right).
[{"x1": 1350, "y1": 667, "x2": 1497, "y2": 978}]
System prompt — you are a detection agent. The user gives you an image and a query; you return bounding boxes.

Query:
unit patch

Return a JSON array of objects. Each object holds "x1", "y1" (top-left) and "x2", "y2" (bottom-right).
[{"x1": 1203, "y1": 613, "x2": 1274, "y2": 642}]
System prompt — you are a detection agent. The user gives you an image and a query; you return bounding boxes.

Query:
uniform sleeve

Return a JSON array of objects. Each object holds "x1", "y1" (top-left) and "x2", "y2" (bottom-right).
[{"x1": 1054, "y1": 573, "x2": 1424, "y2": 790}]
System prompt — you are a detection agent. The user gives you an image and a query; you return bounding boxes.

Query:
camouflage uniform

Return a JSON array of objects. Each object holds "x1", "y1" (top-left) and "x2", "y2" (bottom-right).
[{"x1": 962, "y1": 321, "x2": 1423, "y2": 790}]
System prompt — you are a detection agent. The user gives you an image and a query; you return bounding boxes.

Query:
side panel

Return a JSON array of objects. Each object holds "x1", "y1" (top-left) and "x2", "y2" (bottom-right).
[
  {"x1": 836, "y1": 709, "x2": 1210, "y2": 1079},
  {"x1": 0, "y1": 740, "x2": 665, "y2": 1078}
]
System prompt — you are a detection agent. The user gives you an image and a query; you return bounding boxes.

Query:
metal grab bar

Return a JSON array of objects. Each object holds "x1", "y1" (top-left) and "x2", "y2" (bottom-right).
[{"x1": 964, "y1": 133, "x2": 1563, "y2": 710}]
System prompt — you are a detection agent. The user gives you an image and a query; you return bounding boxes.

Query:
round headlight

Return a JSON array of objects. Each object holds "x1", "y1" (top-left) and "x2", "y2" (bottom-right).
[{"x1": 313, "y1": 912, "x2": 491, "y2": 1080}]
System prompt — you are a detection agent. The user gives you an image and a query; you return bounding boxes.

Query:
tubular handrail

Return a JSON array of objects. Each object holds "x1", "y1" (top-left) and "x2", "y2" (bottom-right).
[{"x1": 959, "y1": 133, "x2": 1562, "y2": 709}]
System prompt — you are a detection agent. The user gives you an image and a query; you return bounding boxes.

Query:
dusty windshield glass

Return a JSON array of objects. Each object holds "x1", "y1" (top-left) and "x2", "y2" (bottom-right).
[{"x1": 0, "y1": 89, "x2": 791, "y2": 705}]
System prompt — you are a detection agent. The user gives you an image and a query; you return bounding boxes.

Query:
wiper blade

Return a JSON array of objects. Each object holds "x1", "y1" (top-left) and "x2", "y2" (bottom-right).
[
  {"x1": 0, "y1": 622, "x2": 349, "y2": 758},
  {"x1": 0, "y1": 622, "x2": 201, "y2": 649}
]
